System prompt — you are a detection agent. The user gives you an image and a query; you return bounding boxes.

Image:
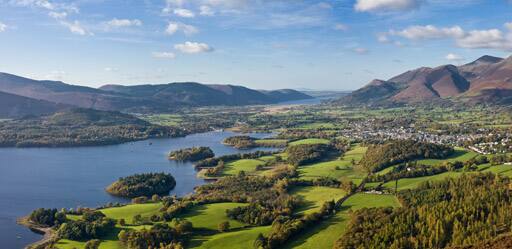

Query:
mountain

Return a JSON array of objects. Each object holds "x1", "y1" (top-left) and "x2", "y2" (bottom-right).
[
  {"x1": 0, "y1": 91, "x2": 68, "y2": 118},
  {"x1": 338, "y1": 55, "x2": 512, "y2": 106},
  {"x1": 0, "y1": 73, "x2": 312, "y2": 112}
]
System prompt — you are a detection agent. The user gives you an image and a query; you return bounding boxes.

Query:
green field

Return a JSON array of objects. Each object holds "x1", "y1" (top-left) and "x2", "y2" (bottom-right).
[
  {"x1": 284, "y1": 193, "x2": 400, "y2": 249},
  {"x1": 298, "y1": 145, "x2": 367, "y2": 183},
  {"x1": 382, "y1": 171, "x2": 465, "y2": 190},
  {"x1": 100, "y1": 203, "x2": 162, "y2": 224},
  {"x1": 479, "y1": 164, "x2": 512, "y2": 177},
  {"x1": 222, "y1": 159, "x2": 266, "y2": 176},
  {"x1": 289, "y1": 138, "x2": 330, "y2": 146},
  {"x1": 290, "y1": 186, "x2": 347, "y2": 215},
  {"x1": 415, "y1": 148, "x2": 478, "y2": 165},
  {"x1": 177, "y1": 203, "x2": 248, "y2": 230},
  {"x1": 190, "y1": 226, "x2": 271, "y2": 249},
  {"x1": 254, "y1": 139, "x2": 288, "y2": 146}
]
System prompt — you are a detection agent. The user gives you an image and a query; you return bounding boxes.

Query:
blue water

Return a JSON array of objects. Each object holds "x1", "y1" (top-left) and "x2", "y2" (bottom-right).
[{"x1": 0, "y1": 131, "x2": 274, "y2": 249}]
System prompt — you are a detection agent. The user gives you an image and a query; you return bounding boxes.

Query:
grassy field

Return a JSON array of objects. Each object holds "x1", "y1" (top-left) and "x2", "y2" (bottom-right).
[
  {"x1": 140, "y1": 114, "x2": 182, "y2": 126},
  {"x1": 222, "y1": 159, "x2": 266, "y2": 176},
  {"x1": 189, "y1": 226, "x2": 271, "y2": 249},
  {"x1": 176, "y1": 203, "x2": 248, "y2": 230},
  {"x1": 289, "y1": 186, "x2": 347, "y2": 215},
  {"x1": 479, "y1": 164, "x2": 512, "y2": 177},
  {"x1": 100, "y1": 203, "x2": 162, "y2": 224},
  {"x1": 284, "y1": 193, "x2": 400, "y2": 249},
  {"x1": 416, "y1": 148, "x2": 478, "y2": 165},
  {"x1": 382, "y1": 171, "x2": 465, "y2": 190},
  {"x1": 289, "y1": 138, "x2": 330, "y2": 146},
  {"x1": 298, "y1": 145, "x2": 367, "y2": 184},
  {"x1": 297, "y1": 122, "x2": 337, "y2": 129}
]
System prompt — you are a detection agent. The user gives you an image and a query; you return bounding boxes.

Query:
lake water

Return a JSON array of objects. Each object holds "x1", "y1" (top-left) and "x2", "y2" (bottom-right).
[{"x1": 0, "y1": 131, "x2": 274, "y2": 249}]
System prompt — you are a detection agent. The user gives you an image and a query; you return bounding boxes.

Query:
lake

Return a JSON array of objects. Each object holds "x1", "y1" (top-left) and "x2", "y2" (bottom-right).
[{"x1": 0, "y1": 131, "x2": 275, "y2": 249}]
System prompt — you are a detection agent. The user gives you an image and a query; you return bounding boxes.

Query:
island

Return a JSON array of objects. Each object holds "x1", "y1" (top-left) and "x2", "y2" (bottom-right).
[
  {"x1": 106, "y1": 173, "x2": 176, "y2": 198},
  {"x1": 168, "y1": 146, "x2": 215, "y2": 161}
]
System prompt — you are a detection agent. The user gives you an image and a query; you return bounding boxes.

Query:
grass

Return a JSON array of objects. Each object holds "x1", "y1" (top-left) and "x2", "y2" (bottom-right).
[
  {"x1": 284, "y1": 194, "x2": 400, "y2": 249},
  {"x1": 189, "y1": 226, "x2": 271, "y2": 249},
  {"x1": 298, "y1": 122, "x2": 337, "y2": 129},
  {"x1": 254, "y1": 139, "x2": 288, "y2": 146},
  {"x1": 382, "y1": 171, "x2": 465, "y2": 190},
  {"x1": 289, "y1": 138, "x2": 330, "y2": 146},
  {"x1": 479, "y1": 164, "x2": 512, "y2": 177},
  {"x1": 298, "y1": 145, "x2": 367, "y2": 184},
  {"x1": 222, "y1": 159, "x2": 266, "y2": 176},
  {"x1": 176, "y1": 203, "x2": 248, "y2": 230},
  {"x1": 100, "y1": 203, "x2": 162, "y2": 224},
  {"x1": 289, "y1": 186, "x2": 347, "y2": 215},
  {"x1": 415, "y1": 148, "x2": 478, "y2": 165}
]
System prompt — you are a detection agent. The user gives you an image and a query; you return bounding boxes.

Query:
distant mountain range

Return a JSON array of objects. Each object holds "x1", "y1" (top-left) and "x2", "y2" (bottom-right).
[
  {"x1": 0, "y1": 72, "x2": 312, "y2": 118},
  {"x1": 338, "y1": 55, "x2": 512, "y2": 106}
]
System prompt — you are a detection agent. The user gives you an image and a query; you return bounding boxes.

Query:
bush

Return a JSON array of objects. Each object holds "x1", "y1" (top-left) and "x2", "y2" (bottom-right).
[{"x1": 169, "y1": 147, "x2": 215, "y2": 161}]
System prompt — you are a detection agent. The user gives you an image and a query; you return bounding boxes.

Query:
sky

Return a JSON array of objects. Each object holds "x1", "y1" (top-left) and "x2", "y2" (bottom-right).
[{"x1": 0, "y1": 0, "x2": 511, "y2": 90}]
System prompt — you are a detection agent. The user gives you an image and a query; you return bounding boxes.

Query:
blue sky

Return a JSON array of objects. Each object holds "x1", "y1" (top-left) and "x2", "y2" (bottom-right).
[{"x1": 0, "y1": 0, "x2": 511, "y2": 90}]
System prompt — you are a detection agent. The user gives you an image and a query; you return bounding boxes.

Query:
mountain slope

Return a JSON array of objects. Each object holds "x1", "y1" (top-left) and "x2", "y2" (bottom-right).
[
  {"x1": 338, "y1": 55, "x2": 512, "y2": 105},
  {"x1": 0, "y1": 91, "x2": 68, "y2": 118},
  {"x1": 0, "y1": 72, "x2": 312, "y2": 112}
]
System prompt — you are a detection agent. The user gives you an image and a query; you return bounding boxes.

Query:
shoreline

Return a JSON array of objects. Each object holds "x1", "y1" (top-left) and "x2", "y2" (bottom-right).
[{"x1": 17, "y1": 216, "x2": 56, "y2": 249}]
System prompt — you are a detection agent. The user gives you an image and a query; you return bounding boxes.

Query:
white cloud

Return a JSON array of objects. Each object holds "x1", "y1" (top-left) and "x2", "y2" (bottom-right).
[
  {"x1": 445, "y1": 53, "x2": 464, "y2": 61},
  {"x1": 334, "y1": 23, "x2": 348, "y2": 31},
  {"x1": 199, "y1": 5, "x2": 214, "y2": 16},
  {"x1": 60, "y1": 20, "x2": 92, "y2": 36},
  {"x1": 353, "y1": 47, "x2": 369, "y2": 54},
  {"x1": 456, "y1": 29, "x2": 511, "y2": 50},
  {"x1": 174, "y1": 41, "x2": 214, "y2": 54},
  {"x1": 355, "y1": 0, "x2": 422, "y2": 12},
  {"x1": 165, "y1": 22, "x2": 199, "y2": 36},
  {"x1": 105, "y1": 18, "x2": 142, "y2": 29},
  {"x1": 385, "y1": 23, "x2": 512, "y2": 51},
  {"x1": 104, "y1": 67, "x2": 118, "y2": 72},
  {"x1": 48, "y1": 11, "x2": 67, "y2": 19},
  {"x1": 152, "y1": 52, "x2": 176, "y2": 59},
  {"x1": 174, "y1": 8, "x2": 195, "y2": 18},
  {"x1": 0, "y1": 22, "x2": 7, "y2": 32},
  {"x1": 389, "y1": 25, "x2": 464, "y2": 40}
]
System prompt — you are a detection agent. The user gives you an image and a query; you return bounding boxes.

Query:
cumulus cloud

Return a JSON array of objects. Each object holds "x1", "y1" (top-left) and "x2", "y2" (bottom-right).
[
  {"x1": 355, "y1": 0, "x2": 422, "y2": 12},
  {"x1": 60, "y1": 20, "x2": 92, "y2": 36},
  {"x1": 334, "y1": 23, "x2": 348, "y2": 31},
  {"x1": 389, "y1": 25, "x2": 464, "y2": 40},
  {"x1": 48, "y1": 11, "x2": 67, "y2": 19},
  {"x1": 174, "y1": 8, "x2": 195, "y2": 18},
  {"x1": 384, "y1": 23, "x2": 512, "y2": 51},
  {"x1": 0, "y1": 22, "x2": 7, "y2": 32},
  {"x1": 199, "y1": 5, "x2": 215, "y2": 16},
  {"x1": 174, "y1": 41, "x2": 213, "y2": 54},
  {"x1": 445, "y1": 53, "x2": 464, "y2": 61},
  {"x1": 165, "y1": 22, "x2": 199, "y2": 36},
  {"x1": 105, "y1": 18, "x2": 142, "y2": 29},
  {"x1": 152, "y1": 52, "x2": 176, "y2": 59}
]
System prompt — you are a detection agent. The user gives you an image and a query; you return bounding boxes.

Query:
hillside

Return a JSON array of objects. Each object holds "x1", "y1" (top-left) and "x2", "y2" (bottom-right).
[
  {"x1": 0, "y1": 91, "x2": 68, "y2": 118},
  {"x1": 0, "y1": 72, "x2": 312, "y2": 113},
  {"x1": 100, "y1": 83, "x2": 312, "y2": 106},
  {"x1": 338, "y1": 55, "x2": 512, "y2": 106},
  {"x1": 0, "y1": 108, "x2": 183, "y2": 147}
]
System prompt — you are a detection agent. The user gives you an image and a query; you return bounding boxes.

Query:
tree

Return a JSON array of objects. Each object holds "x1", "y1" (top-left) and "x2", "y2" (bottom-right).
[
  {"x1": 84, "y1": 239, "x2": 101, "y2": 249},
  {"x1": 218, "y1": 221, "x2": 230, "y2": 232},
  {"x1": 118, "y1": 218, "x2": 126, "y2": 226},
  {"x1": 118, "y1": 230, "x2": 128, "y2": 244}
]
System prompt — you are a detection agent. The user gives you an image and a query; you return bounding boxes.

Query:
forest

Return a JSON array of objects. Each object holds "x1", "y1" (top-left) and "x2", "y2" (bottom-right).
[
  {"x1": 169, "y1": 147, "x2": 215, "y2": 161},
  {"x1": 106, "y1": 173, "x2": 176, "y2": 198}
]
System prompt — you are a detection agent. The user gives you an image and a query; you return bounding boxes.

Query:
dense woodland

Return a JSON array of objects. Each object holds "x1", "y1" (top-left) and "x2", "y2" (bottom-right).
[
  {"x1": 335, "y1": 174, "x2": 512, "y2": 249},
  {"x1": 360, "y1": 140, "x2": 454, "y2": 173},
  {"x1": 106, "y1": 173, "x2": 176, "y2": 198},
  {"x1": 168, "y1": 147, "x2": 214, "y2": 161},
  {"x1": 223, "y1": 136, "x2": 257, "y2": 149},
  {"x1": 286, "y1": 143, "x2": 337, "y2": 166}
]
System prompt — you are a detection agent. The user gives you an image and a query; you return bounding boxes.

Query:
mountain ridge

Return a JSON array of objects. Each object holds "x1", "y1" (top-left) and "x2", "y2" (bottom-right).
[
  {"x1": 338, "y1": 55, "x2": 512, "y2": 106},
  {"x1": 0, "y1": 72, "x2": 312, "y2": 114}
]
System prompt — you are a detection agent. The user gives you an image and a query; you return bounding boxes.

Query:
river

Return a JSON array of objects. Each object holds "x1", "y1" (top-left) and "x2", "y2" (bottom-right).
[{"x1": 0, "y1": 131, "x2": 275, "y2": 249}]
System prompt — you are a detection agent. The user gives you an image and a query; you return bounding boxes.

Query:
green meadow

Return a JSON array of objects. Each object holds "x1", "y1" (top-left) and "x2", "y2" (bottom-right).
[
  {"x1": 284, "y1": 193, "x2": 400, "y2": 249},
  {"x1": 290, "y1": 186, "x2": 347, "y2": 215},
  {"x1": 298, "y1": 145, "x2": 367, "y2": 184},
  {"x1": 176, "y1": 202, "x2": 248, "y2": 230},
  {"x1": 289, "y1": 138, "x2": 331, "y2": 146}
]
